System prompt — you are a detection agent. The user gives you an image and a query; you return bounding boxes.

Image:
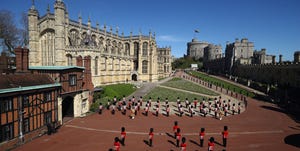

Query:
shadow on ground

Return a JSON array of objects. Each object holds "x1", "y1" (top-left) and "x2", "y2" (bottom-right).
[
  {"x1": 284, "y1": 134, "x2": 300, "y2": 148},
  {"x1": 260, "y1": 105, "x2": 286, "y2": 114},
  {"x1": 260, "y1": 105, "x2": 300, "y2": 124}
]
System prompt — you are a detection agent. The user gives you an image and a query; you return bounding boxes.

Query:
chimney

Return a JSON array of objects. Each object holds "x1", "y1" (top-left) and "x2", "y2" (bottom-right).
[
  {"x1": 15, "y1": 47, "x2": 29, "y2": 73},
  {"x1": 83, "y1": 56, "x2": 93, "y2": 88},
  {"x1": 76, "y1": 56, "x2": 83, "y2": 67}
]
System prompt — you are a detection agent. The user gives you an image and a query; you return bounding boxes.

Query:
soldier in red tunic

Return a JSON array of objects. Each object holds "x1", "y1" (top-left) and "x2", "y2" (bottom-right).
[
  {"x1": 208, "y1": 137, "x2": 215, "y2": 151},
  {"x1": 176, "y1": 128, "x2": 181, "y2": 147},
  {"x1": 148, "y1": 128, "x2": 154, "y2": 147},
  {"x1": 199, "y1": 128, "x2": 205, "y2": 147},
  {"x1": 180, "y1": 137, "x2": 187, "y2": 151},
  {"x1": 113, "y1": 137, "x2": 120, "y2": 151},
  {"x1": 173, "y1": 121, "x2": 179, "y2": 138},
  {"x1": 222, "y1": 126, "x2": 229, "y2": 147},
  {"x1": 120, "y1": 127, "x2": 126, "y2": 146}
]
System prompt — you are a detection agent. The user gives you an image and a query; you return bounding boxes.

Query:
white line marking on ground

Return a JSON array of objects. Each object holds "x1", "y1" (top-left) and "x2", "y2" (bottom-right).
[{"x1": 66, "y1": 125, "x2": 283, "y2": 136}]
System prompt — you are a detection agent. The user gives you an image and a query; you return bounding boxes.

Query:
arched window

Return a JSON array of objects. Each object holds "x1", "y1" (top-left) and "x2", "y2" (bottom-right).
[
  {"x1": 94, "y1": 57, "x2": 98, "y2": 75},
  {"x1": 142, "y1": 60, "x2": 148, "y2": 73},
  {"x1": 67, "y1": 54, "x2": 73, "y2": 66},
  {"x1": 125, "y1": 43, "x2": 130, "y2": 55},
  {"x1": 134, "y1": 42, "x2": 139, "y2": 57},
  {"x1": 142, "y1": 42, "x2": 148, "y2": 56}
]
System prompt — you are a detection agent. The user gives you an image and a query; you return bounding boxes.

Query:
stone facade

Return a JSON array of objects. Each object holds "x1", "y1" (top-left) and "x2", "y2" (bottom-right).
[
  {"x1": 186, "y1": 38, "x2": 208, "y2": 59},
  {"x1": 157, "y1": 47, "x2": 172, "y2": 77},
  {"x1": 186, "y1": 38, "x2": 222, "y2": 61},
  {"x1": 203, "y1": 44, "x2": 222, "y2": 62},
  {"x1": 28, "y1": 0, "x2": 171, "y2": 86},
  {"x1": 225, "y1": 38, "x2": 254, "y2": 73},
  {"x1": 253, "y1": 48, "x2": 276, "y2": 64}
]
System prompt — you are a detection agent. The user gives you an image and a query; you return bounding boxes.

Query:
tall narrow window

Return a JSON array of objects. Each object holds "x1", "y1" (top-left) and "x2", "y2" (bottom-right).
[
  {"x1": 22, "y1": 95, "x2": 29, "y2": 108},
  {"x1": 0, "y1": 98, "x2": 13, "y2": 113},
  {"x1": 69, "y1": 74, "x2": 77, "y2": 86},
  {"x1": 142, "y1": 42, "x2": 148, "y2": 56},
  {"x1": 44, "y1": 92, "x2": 52, "y2": 102},
  {"x1": 142, "y1": 61, "x2": 148, "y2": 73},
  {"x1": 23, "y1": 118, "x2": 30, "y2": 134},
  {"x1": 95, "y1": 57, "x2": 98, "y2": 75},
  {"x1": 125, "y1": 43, "x2": 130, "y2": 55},
  {"x1": 134, "y1": 42, "x2": 139, "y2": 57},
  {"x1": 44, "y1": 111, "x2": 52, "y2": 125},
  {"x1": 67, "y1": 54, "x2": 73, "y2": 66}
]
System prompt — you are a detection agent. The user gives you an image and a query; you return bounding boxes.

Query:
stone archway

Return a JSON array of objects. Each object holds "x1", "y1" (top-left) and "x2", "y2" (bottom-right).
[{"x1": 132, "y1": 74, "x2": 137, "y2": 81}]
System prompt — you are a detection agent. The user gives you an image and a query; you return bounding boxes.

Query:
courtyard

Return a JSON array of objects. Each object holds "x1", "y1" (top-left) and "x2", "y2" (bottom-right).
[{"x1": 12, "y1": 77, "x2": 300, "y2": 151}]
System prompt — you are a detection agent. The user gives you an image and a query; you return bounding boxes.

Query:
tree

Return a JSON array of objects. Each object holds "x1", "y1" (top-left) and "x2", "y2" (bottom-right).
[
  {"x1": 0, "y1": 10, "x2": 27, "y2": 55},
  {"x1": 172, "y1": 57, "x2": 203, "y2": 69}
]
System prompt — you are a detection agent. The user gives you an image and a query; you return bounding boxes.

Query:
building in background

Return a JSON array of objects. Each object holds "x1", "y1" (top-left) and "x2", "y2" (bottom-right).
[
  {"x1": 28, "y1": 0, "x2": 172, "y2": 86},
  {"x1": 157, "y1": 47, "x2": 172, "y2": 78},
  {"x1": 252, "y1": 48, "x2": 276, "y2": 64}
]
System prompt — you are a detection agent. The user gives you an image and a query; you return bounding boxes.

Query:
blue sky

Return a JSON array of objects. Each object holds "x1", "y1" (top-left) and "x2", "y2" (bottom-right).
[{"x1": 1, "y1": 0, "x2": 300, "y2": 61}]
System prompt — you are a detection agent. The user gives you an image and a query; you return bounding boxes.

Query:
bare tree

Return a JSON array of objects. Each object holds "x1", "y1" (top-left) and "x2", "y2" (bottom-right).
[
  {"x1": 0, "y1": 10, "x2": 24, "y2": 55},
  {"x1": 20, "y1": 12, "x2": 29, "y2": 47}
]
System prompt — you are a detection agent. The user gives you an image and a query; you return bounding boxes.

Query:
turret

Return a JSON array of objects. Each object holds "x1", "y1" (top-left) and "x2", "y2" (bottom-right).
[
  {"x1": 54, "y1": 0, "x2": 66, "y2": 65},
  {"x1": 28, "y1": 1, "x2": 39, "y2": 66}
]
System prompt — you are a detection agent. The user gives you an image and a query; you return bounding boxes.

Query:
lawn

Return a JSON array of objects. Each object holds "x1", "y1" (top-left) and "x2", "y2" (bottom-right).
[
  {"x1": 91, "y1": 83, "x2": 137, "y2": 111},
  {"x1": 161, "y1": 77, "x2": 219, "y2": 96},
  {"x1": 188, "y1": 71, "x2": 255, "y2": 97},
  {"x1": 143, "y1": 87, "x2": 211, "y2": 103}
]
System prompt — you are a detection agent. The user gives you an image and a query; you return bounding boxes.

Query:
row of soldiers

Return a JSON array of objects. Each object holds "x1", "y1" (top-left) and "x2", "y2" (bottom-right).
[
  {"x1": 98, "y1": 96, "x2": 243, "y2": 119},
  {"x1": 112, "y1": 121, "x2": 229, "y2": 151}
]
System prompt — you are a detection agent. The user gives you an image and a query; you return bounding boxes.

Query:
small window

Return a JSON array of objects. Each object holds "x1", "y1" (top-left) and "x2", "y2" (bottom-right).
[
  {"x1": 69, "y1": 74, "x2": 77, "y2": 86},
  {"x1": 44, "y1": 92, "x2": 52, "y2": 102},
  {"x1": 23, "y1": 95, "x2": 29, "y2": 108},
  {"x1": 0, "y1": 123, "x2": 14, "y2": 142},
  {"x1": 1, "y1": 98, "x2": 13, "y2": 113},
  {"x1": 23, "y1": 118, "x2": 30, "y2": 134},
  {"x1": 44, "y1": 111, "x2": 52, "y2": 125}
]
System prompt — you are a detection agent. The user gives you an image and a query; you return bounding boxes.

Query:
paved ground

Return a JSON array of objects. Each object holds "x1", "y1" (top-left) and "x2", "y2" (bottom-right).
[{"x1": 12, "y1": 77, "x2": 300, "y2": 151}]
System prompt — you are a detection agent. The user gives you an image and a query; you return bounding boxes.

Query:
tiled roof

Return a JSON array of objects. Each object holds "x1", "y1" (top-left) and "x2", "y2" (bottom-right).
[
  {"x1": 0, "y1": 74, "x2": 55, "y2": 89},
  {"x1": 29, "y1": 66, "x2": 85, "y2": 70},
  {"x1": 0, "y1": 83, "x2": 61, "y2": 94}
]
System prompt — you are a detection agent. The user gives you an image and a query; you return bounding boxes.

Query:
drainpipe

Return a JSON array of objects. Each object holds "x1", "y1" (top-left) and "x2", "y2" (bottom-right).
[{"x1": 18, "y1": 96, "x2": 24, "y2": 144}]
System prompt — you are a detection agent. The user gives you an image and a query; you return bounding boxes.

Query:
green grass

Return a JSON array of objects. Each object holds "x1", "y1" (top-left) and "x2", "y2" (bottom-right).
[
  {"x1": 90, "y1": 84, "x2": 136, "y2": 112},
  {"x1": 144, "y1": 87, "x2": 211, "y2": 102},
  {"x1": 188, "y1": 71, "x2": 255, "y2": 97},
  {"x1": 161, "y1": 77, "x2": 219, "y2": 96}
]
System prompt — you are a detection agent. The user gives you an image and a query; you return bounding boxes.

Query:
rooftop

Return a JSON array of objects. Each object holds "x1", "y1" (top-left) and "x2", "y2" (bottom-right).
[
  {"x1": 0, "y1": 74, "x2": 55, "y2": 89},
  {"x1": 29, "y1": 66, "x2": 85, "y2": 70}
]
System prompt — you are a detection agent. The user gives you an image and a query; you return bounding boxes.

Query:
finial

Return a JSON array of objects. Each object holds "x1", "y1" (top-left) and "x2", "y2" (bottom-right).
[
  {"x1": 47, "y1": 4, "x2": 50, "y2": 13},
  {"x1": 31, "y1": 0, "x2": 36, "y2": 9},
  {"x1": 78, "y1": 12, "x2": 82, "y2": 20}
]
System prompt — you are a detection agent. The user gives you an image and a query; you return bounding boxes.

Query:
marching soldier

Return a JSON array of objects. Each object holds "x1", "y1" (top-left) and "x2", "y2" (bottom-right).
[
  {"x1": 148, "y1": 128, "x2": 154, "y2": 147},
  {"x1": 199, "y1": 128, "x2": 205, "y2": 147},
  {"x1": 222, "y1": 126, "x2": 229, "y2": 147}
]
